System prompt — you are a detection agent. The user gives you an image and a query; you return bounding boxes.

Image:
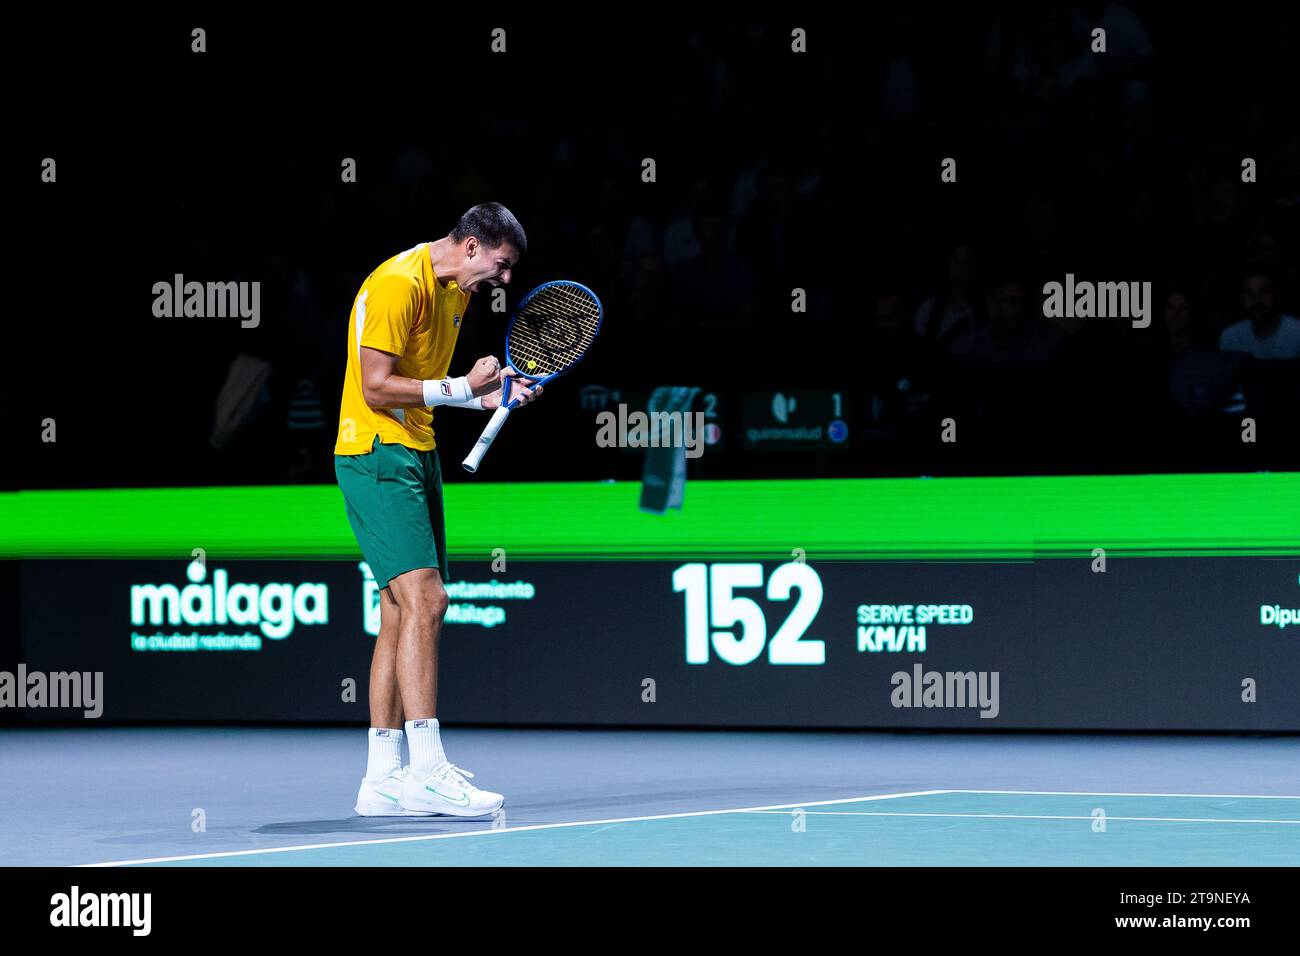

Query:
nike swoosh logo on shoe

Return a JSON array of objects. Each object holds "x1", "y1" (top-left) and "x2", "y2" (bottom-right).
[{"x1": 425, "y1": 786, "x2": 471, "y2": 806}]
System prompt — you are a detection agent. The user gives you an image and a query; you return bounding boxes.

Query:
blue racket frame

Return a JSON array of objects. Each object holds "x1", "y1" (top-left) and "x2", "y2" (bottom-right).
[
  {"x1": 462, "y1": 279, "x2": 604, "y2": 473},
  {"x1": 499, "y1": 280, "x2": 604, "y2": 408}
]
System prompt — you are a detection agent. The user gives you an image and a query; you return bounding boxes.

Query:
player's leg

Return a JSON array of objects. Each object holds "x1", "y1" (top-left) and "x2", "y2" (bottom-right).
[
  {"x1": 337, "y1": 440, "x2": 432, "y2": 816},
  {"x1": 352, "y1": 585, "x2": 424, "y2": 815},
  {"x1": 391, "y1": 448, "x2": 503, "y2": 817},
  {"x1": 389, "y1": 566, "x2": 501, "y2": 816},
  {"x1": 387, "y1": 566, "x2": 446, "y2": 721},
  {"x1": 370, "y1": 585, "x2": 405, "y2": 731}
]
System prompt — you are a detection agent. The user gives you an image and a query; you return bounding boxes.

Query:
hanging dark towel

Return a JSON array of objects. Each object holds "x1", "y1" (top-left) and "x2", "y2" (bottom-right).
[{"x1": 639, "y1": 386, "x2": 701, "y2": 514}]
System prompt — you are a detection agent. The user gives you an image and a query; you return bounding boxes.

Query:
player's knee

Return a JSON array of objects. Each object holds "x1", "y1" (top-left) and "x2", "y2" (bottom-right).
[
  {"x1": 390, "y1": 568, "x2": 446, "y2": 621},
  {"x1": 427, "y1": 583, "x2": 449, "y2": 621}
]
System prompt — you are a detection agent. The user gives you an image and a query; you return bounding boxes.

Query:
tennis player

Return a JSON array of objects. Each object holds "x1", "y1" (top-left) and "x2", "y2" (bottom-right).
[{"x1": 334, "y1": 203, "x2": 540, "y2": 817}]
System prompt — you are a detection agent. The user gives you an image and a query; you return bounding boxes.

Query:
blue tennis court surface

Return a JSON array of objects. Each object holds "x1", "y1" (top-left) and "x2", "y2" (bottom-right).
[
  {"x1": 124, "y1": 790, "x2": 1300, "y2": 867},
  {"x1": 1, "y1": 728, "x2": 1296, "y2": 866}
]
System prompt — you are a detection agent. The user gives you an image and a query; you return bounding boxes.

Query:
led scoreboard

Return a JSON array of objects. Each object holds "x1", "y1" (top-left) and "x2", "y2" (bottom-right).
[{"x1": 10, "y1": 475, "x2": 1300, "y2": 729}]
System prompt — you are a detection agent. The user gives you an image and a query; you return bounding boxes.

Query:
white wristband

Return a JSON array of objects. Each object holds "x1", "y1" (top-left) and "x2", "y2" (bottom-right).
[
  {"x1": 462, "y1": 395, "x2": 486, "y2": 410},
  {"x1": 422, "y1": 376, "x2": 473, "y2": 406}
]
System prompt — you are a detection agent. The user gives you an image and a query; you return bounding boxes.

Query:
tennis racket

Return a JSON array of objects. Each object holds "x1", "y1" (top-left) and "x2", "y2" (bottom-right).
[{"x1": 462, "y1": 280, "x2": 603, "y2": 473}]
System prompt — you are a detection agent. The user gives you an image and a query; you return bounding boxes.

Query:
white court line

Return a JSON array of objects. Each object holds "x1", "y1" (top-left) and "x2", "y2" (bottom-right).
[
  {"x1": 80, "y1": 789, "x2": 949, "y2": 867},
  {"x1": 944, "y1": 789, "x2": 1300, "y2": 799},
  {"x1": 741, "y1": 811, "x2": 1300, "y2": 824}
]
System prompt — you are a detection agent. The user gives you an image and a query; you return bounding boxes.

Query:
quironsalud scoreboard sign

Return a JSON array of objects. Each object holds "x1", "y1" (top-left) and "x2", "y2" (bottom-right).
[
  {"x1": 8, "y1": 474, "x2": 1300, "y2": 729},
  {"x1": 742, "y1": 390, "x2": 851, "y2": 450}
]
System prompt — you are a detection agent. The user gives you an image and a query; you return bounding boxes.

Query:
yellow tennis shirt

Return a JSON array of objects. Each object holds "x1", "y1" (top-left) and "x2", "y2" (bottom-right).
[{"x1": 334, "y1": 243, "x2": 470, "y2": 454}]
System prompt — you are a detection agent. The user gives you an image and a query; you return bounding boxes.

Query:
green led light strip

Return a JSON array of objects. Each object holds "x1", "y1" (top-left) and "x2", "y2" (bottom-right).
[{"x1": 2, "y1": 473, "x2": 1297, "y2": 560}]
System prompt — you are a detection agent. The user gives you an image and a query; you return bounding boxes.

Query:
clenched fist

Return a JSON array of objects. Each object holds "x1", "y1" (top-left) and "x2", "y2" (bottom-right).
[
  {"x1": 467, "y1": 356, "x2": 502, "y2": 396},
  {"x1": 483, "y1": 366, "x2": 543, "y2": 410}
]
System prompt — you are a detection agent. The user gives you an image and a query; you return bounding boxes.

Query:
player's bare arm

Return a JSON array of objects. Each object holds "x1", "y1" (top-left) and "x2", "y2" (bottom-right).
[{"x1": 359, "y1": 348, "x2": 541, "y2": 409}]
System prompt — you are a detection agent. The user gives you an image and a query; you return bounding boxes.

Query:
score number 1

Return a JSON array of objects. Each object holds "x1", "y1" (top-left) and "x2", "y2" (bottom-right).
[{"x1": 672, "y1": 563, "x2": 825, "y2": 665}]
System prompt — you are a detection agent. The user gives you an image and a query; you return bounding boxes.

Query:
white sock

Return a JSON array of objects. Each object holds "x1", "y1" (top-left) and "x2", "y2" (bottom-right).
[
  {"x1": 365, "y1": 728, "x2": 403, "y2": 783},
  {"x1": 405, "y1": 718, "x2": 448, "y2": 777}
]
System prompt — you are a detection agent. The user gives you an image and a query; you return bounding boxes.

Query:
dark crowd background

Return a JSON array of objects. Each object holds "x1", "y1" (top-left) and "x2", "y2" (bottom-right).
[{"x1": 17, "y1": 4, "x2": 1300, "y2": 490}]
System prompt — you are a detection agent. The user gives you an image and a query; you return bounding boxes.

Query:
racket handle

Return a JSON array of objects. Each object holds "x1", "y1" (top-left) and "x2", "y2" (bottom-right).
[{"x1": 462, "y1": 405, "x2": 511, "y2": 473}]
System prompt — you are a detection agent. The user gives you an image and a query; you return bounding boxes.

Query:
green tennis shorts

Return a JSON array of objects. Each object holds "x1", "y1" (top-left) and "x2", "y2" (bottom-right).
[{"x1": 335, "y1": 435, "x2": 449, "y2": 589}]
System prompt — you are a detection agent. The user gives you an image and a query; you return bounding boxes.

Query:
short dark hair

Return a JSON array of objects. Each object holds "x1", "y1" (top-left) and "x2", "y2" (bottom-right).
[
  {"x1": 1239, "y1": 262, "x2": 1276, "y2": 288},
  {"x1": 450, "y1": 203, "x2": 527, "y2": 254}
]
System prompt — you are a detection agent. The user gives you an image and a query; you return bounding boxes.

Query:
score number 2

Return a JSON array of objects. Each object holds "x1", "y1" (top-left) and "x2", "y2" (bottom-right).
[{"x1": 672, "y1": 563, "x2": 825, "y2": 665}]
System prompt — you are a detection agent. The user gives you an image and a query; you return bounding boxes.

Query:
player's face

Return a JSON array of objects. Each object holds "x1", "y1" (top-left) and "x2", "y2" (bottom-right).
[{"x1": 464, "y1": 240, "x2": 519, "y2": 293}]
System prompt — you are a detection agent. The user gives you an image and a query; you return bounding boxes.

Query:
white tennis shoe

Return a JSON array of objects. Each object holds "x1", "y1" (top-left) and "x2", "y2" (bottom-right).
[
  {"x1": 399, "y1": 761, "x2": 504, "y2": 818},
  {"x1": 355, "y1": 766, "x2": 435, "y2": 817}
]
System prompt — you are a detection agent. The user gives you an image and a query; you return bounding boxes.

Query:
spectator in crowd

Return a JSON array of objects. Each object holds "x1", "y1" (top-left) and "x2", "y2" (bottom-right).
[
  {"x1": 662, "y1": 178, "x2": 713, "y2": 269},
  {"x1": 1060, "y1": 1, "x2": 1153, "y2": 91},
  {"x1": 914, "y1": 242, "x2": 986, "y2": 352},
  {"x1": 1164, "y1": 289, "x2": 1249, "y2": 418},
  {"x1": 1218, "y1": 267, "x2": 1300, "y2": 359},
  {"x1": 1162, "y1": 290, "x2": 1214, "y2": 355},
  {"x1": 627, "y1": 254, "x2": 670, "y2": 326},
  {"x1": 671, "y1": 204, "x2": 757, "y2": 337},
  {"x1": 735, "y1": 161, "x2": 815, "y2": 298},
  {"x1": 950, "y1": 277, "x2": 1060, "y2": 363},
  {"x1": 864, "y1": 286, "x2": 932, "y2": 432}
]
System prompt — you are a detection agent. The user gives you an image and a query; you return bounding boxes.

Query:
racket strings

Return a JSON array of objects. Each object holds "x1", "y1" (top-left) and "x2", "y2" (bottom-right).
[{"x1": 509, "y1": 284, "x2": 600, "y2": 375}]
